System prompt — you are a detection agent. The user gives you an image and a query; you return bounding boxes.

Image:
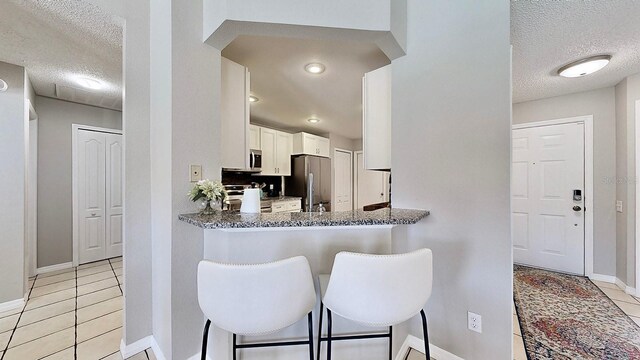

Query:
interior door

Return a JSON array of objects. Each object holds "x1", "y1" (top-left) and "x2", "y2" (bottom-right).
[
  {"x1": 105, "y1": 133, "x2": 123, "y2": 258},
  {"x1": 512, "y1": 123, "x2": 585, "y2": 275},
  {"x1": 78, "y1": 130, "x2": 106, "y2": 264},
  {"x1": 334, "y1": 150, "x2": 353, "y2": 211}
]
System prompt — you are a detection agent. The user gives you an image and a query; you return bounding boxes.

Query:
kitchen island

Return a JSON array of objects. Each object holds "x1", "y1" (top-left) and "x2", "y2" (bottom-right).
[{"x1": 176, "y1": 208, "x2": 429, "y2": 360}]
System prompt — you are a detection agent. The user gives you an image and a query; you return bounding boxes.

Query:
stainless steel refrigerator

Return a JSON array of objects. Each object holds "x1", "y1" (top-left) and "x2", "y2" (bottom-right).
[{"x1": 286, "y1": 155, "x2": 331, "y2": 212}]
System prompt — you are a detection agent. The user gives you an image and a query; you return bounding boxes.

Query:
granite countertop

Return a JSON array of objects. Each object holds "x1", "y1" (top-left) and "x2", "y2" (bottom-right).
[{"x1": 178, "y1": 208, "x2": 429, "y2": 229}]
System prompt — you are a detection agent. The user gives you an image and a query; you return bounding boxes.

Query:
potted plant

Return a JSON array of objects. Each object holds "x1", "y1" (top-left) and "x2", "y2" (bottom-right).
[{"x1": 188, "y1": 179, "x2": 228, "y2": 215}]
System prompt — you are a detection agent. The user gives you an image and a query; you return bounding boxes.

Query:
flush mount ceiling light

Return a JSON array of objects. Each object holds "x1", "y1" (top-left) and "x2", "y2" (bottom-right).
[
  {"x1": 0, "y1": 79, "x2": 7, "y2": 92},
  {"x1": 249, "y1": 95, "x2": 259, "y2": 103},
  {"x1": 307, "y1": 118, "x2": 320, "y2": 124},
  {"x1": 304, "y1": 63, "x2": 326, "y2": 74},
  {"x1": 74, "y1": 76, "x2": 104, "y2": 90},
  {"x1": 557, "y1": 55, "x2": 611, "y2": 78}
]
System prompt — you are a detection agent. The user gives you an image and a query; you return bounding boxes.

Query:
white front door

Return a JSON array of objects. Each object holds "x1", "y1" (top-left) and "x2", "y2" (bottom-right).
[
  {"x1": 333, "y1": 149, "x2": 353, "y2": 211},
  {"x1": 512, "y1": 123, "x2": 585, "y2": 275},
  {"x1": 76, "y1": 129, "x2": 123, "y2": 264}
]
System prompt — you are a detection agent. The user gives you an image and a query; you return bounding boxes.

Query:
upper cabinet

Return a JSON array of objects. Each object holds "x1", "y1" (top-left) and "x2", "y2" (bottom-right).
[
  {"x1": 363, "y1": 64, "x2": 391, "y2": 171},
  {"x1": 257, "y1": 126, "x2": 293, "y2": 176},
  {"x1": 292, "y1": 132, "x2": 330, "y2": 158},
  {"x1": 221, "y1": 57, "x2": 250, "y2": 169},
  {"x1": 249, "y1": 124, "x2": 261, "y2": 150}
]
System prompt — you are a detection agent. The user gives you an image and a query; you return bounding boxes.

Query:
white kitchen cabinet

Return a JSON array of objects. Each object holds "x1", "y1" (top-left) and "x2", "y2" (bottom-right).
[
  {"x1": 363, "y1": 64, "x2": 391, "y2": 170},
  {"x1": 249, "y1": 124, "x2": 261, "y2": 150},
  {"x1": 259, "y1": 127, "x2": 293, "y2": 176},
  {"x1": 221, "y1": 57, "x2": 250, "y2": 169},
  {"x1": 292, "y1": 132, "x2": 330, "y2": 157},
  {"x1": 271, "y1": 199, "x2": 301, "y2": 213},
  {"x1": 355, "y1": 151, "x2": 390, "y2": 209}
]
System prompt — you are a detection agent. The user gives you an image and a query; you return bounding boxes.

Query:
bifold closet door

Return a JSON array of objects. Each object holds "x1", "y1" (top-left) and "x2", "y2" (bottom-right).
[
  {"x1": 78, "y1": 130, "x2": 107, "y2": 264},
  {"x1": 105, "y1": 133, "x2": 123, "y2": 258},
  {"x1": 77, "y1": 130, "x2": 123, "y2": 264}
]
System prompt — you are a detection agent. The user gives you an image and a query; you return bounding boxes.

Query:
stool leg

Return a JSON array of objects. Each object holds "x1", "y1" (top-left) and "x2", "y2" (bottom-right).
[
  {"x1": 420, "y1": 310, "x2": 430, "y2": 360},
  {"x1": 316, "y1": 302, "x2": 324, "y2": 360},
  {"x1": 201, "y1": 319, "x2": 211, "y2": 360},
  {"x1": 388, "y1": 326, "x2": 393, "y2": 360},
  {"x1": 327, "y1": 309, "x2": 333, "y2": 360},
  {"x1": 233, "y1": 333, "x2": 237, "y2": 360},
  {"x1": 308, "y1": 312, "x2": 314, "y2": 360}
]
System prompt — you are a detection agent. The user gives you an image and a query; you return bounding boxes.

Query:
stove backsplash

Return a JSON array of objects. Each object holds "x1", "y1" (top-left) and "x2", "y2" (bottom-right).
[{"x1": 221, "y1": 171, "x2": 284, "y2": 198}]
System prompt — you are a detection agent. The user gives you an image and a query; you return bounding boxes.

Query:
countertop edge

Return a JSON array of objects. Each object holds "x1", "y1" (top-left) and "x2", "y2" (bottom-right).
[{"x1": 178, "y1": 209, "x2": 430, "y2": 230}]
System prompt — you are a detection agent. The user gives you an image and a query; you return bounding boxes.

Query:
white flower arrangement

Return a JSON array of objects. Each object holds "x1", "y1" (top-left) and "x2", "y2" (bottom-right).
[{"x1": 188, "y1": 179, "x2": 228, "y2": 203}]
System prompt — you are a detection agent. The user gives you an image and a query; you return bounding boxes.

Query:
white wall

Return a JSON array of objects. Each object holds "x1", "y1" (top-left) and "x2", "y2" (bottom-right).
[
  {"x1": 35, "y1": 96, "x2": 122, "y2": 267},
  {"x1": 513, "y1": 87, "x2": 617, "y2": 277},
  {"x1": 0, "y1": 61, "x2": 27, "y2": 304},
  {"x1": 391, "y1": 1, "x2": 511, "y2": 358}
]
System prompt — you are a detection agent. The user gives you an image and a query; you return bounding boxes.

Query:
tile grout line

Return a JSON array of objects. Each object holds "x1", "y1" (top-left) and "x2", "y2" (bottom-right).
[
  {"x1": 20, "y1": 285, "x2": 121, "y2": 313},
  {"x1": 32, "y1": 268, "x2": 117, "y2": 288},
  {"x1": 29, "y1": 276, "x2": 120, "y2": 300},
  {"x1": 108, "y1": 258, "x2": 123, "y2": 295},
  {"x1": 1, "y1": 274, "x2": 38, "y2": 360}
]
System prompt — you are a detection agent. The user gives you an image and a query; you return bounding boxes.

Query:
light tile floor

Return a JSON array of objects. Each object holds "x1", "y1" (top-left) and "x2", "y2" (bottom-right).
[
  {"x1": 513, "y1": 279, "x2": 640, "y2": 360},
  {"x1": 0, "y1": 257, "x2": 155, "y2": 360}
]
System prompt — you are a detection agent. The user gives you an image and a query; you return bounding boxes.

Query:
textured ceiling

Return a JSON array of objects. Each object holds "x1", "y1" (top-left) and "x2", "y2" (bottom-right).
[
  {"x1": 223, "y1": 35, "x2": 390, "y2": 140},
  {"x1": 511, "y1": 0, "x2": 640, "y2": 103},
  {"x1": 0, "y1": 0, "x2": 122, "y2": 109}
]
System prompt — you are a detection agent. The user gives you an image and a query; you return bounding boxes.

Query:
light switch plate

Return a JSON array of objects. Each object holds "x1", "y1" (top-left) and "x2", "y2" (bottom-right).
[
  {"x1": 616, "y1": 200, "x2": 623, "y2": 213},
  {"x1": 190, "y1": 165, "x2": 202, "y2": 182}
]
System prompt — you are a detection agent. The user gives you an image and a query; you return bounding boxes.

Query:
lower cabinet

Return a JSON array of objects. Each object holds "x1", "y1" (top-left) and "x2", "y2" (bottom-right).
[{"x1": 271, "y1": 199, "x2": 302, "y2": 213}]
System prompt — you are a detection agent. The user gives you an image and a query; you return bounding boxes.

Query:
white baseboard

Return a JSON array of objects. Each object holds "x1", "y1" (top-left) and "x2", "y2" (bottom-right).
[
  {"x1": 590, "y1": 273, "x2": 638, "y2": 296},
  {"x1": 395, "y1": 334, "x2": 464, "y2": 360},
  {"x1": 121, "y1": 335, "x2": 167, "y2": 360},
  {"x1": 0, "y1": 298, "x2": 25, "y2": 313},
  {"x1": 37, "y1": 262, "x2": 73, "y2": 275}
]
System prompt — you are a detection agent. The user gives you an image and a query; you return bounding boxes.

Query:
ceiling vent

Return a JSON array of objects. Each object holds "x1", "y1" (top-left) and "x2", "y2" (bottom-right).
[{"x1": 55, "y1": 84, "x2": 122, "y2": 111}]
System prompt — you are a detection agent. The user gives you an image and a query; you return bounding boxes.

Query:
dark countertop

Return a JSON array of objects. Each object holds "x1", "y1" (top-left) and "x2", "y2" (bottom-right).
[{"x1": 178, "y1": 208, "x2": 429, "y2": 229}]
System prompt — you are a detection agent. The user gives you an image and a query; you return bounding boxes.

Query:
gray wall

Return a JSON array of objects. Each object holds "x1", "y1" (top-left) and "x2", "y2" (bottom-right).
[
  {"x1": 392, "y1": 1, "x2": 512, "y2": 358},
  {"x1": 513, "y1": 87, "x2": 617, "y2": 277},
  {"x1": 0, "y1": 61, "x2": 27, "y2": 303},
  {"x1": 35, "y1": 96, "x2": 122, "y2": 267},
  {"x1": 615, "y1": 74, "x2": 640, "y2": 287}
]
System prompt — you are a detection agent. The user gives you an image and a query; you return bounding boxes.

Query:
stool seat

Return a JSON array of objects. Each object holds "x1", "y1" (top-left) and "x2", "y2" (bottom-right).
[
  {"x1": 319, "y1": 249, "x2": 433, "y2": 360},
  {"x1": 198, "y1": 256, "x2": 316, "y2": 360}
]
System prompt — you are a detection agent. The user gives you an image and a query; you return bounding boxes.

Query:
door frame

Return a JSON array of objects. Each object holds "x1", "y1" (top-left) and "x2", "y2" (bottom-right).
[
  {"x1": 333, "y1": 148, "x2": 353, "y2": 211},
  {"x1": 27, "y1": 100, "x2": 38, "y2": 277},
  {"x1": 512, "y1": 115, "x2": 594, "y2": 277},
  {"x1": 354, "y1": 150, "x2": 363, "y2": 209},
  {"x1": 636, "y1": 100, "x2": 640, "y2": 296},
  {"x1": 72, "y1": 124, "x2": 123, "y2": 267}
]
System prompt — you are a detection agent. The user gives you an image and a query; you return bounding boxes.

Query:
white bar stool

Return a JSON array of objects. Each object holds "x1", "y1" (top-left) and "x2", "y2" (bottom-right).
[
  {"x1": 317, "y1": 249, "x2": 433, "y2": 360},
  {"x1": 197, "y1": 256, "x2": 317, "y2": 360}
]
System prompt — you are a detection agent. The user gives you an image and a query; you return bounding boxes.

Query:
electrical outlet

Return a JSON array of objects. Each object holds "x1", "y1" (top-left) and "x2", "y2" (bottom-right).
[
  {"x1": 616, "y1": 200, "x2": 623, "y2": 213},
  {"x1": 468, "y1": 312, "x2": 482, "y2": 333},
  {"x1": 190, "y1": 165, "x2": 202, "y2": 182}
]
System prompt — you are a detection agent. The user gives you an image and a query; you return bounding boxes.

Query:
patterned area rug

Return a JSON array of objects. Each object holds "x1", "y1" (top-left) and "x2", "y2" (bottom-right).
[{"x1": 514, "y1": 265, "x2": 640, "y2": 359}]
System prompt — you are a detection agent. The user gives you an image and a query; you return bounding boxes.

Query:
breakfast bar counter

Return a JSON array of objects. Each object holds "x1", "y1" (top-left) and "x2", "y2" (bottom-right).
[
  {"x1": 175, "y1": 208, "x2": 429, "y2": 360},
  {"x1": 178, "y1": 208, "x2": 429, "y2": 229}
]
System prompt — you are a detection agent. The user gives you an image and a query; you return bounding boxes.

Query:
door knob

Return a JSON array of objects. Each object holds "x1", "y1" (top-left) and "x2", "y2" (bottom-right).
[{"x1": 572, "y1": 206, "x2": 582, "y2": 212}]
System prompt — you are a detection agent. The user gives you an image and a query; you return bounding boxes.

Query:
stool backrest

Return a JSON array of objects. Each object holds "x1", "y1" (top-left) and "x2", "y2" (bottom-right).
[
  {"x1": 197, "y1": 256, "x2": 316, "y2": 335},
  {"x1": 322, "y1": 248, "x2": 433, "y2": 327}
]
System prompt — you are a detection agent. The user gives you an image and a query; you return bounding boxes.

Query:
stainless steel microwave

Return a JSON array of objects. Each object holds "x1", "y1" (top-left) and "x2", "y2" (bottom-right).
[{"x1": 250, "y1": 149, "x2": 262, "y2": 171}]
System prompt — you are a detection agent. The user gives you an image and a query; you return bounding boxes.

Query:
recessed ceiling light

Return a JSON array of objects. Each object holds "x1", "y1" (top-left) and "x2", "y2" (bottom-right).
[
  {"x1": 249, "y1": 95, "x2": 259, "y2": 103},
  {"x1": 307, "y1": 118, "x2": 320, "y2": 124},
  {"x1": 75, "y1": 76, "x2": 104, "y2": 90},
  {"x1": 305, "y1": 63, "x2": 326, "y2": 74},
  {"x1": 0, "y1": 79, "x2": 7, "y2": 92},
  {"x1": 558, "y1": 55, "x2": 611, "y2": 78}
]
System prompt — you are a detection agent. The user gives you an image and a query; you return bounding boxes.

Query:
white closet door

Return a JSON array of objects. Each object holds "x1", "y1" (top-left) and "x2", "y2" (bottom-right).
[
  {"x1": 105, "y1": 133, "x2": 123, "y2": 258},
  {"x1": 78, "y1": 130, "x2": 106, "y2": 264}
]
